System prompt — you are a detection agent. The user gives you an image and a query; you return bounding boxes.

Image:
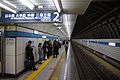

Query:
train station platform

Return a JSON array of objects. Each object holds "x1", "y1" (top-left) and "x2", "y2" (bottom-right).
[
  {"x1": 0, "y1": 41, "x2": 120, "y2": 80},
  {"x1": 0, "y1": 0, "x2": 120, "y2": 80},
  {"x1": 16, "y1": 42, "x2": 80, "y2": 80}
]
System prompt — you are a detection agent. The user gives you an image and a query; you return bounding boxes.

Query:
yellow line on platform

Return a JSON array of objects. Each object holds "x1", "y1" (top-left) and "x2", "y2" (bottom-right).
[
  {"x1": 25, "y1": 56, "x2": 53, "y2": 80},
  {"x1": 49, "y1": 53, "x2": 65, "y2": 80}
]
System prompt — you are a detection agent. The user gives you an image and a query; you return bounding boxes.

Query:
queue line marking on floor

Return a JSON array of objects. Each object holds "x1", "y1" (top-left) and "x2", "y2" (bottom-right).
[{"x1": 25, "y1": 56, "x2": 53, "y2": 80}]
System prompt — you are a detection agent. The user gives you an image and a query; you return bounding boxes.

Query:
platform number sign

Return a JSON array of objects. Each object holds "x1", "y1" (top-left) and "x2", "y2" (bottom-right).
[
  {"x1": 0, "y1": 11, "x2": 62, "y2": 23},
  {"x1": 53, "y1": 12, "x2": 60, "y2": 21}
]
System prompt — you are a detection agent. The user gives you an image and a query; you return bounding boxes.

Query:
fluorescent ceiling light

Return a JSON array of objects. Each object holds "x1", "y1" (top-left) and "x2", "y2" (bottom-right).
[
  {"x1": 54, "y1": 23, "x2": 58, "y2": 26},
  {"x1": 57, "y1": 27, "x2": 62, "y2": 29},
  {"x1": 0, "y1": 3, "x2": 16, "y2": 13},
  {"x1": 52, "y1": 0, "x2": 61, "y2": 13},
  {"x1": 42, "y1": 36, "x2": 46, "y2": 38},
  {"x1": 34, "y1": 30, "x2": 38, "y2": 34},
  {"x1": 64, "y1": 14, "x2": 70, "y2": 38},
  {"x1": 109, "y1": 42, "x2": 116, "y2": 46},
  {"x1": 19, "y1": 0, "x2": 34, "y2": 10},
  {"x1": 3, "y1": 0, "x2": 17, "y2": 8},
  {"x1": 38, "y1": 5, "x2": 43, "y2": 9}
]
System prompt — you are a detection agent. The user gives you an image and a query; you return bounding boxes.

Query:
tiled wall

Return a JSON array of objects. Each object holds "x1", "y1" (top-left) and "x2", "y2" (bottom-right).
[
  {"x1": 5, "y1": 26, "x2": 46, "y2": 74},
  {"x1": 5, "y1": 38, "x2": 15, "y2": 74}
]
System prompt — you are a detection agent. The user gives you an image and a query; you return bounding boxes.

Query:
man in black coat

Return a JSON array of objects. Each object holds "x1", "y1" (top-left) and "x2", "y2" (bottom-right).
[
  {"x1": 53, "y1": 40, "x2": 59, "y2": 58},
  {"x1": 25, "y1": 41, "x2": 37, "y2": 70}
]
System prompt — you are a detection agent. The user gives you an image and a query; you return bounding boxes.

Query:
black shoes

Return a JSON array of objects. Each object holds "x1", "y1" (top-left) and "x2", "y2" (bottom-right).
[
  {"x1": 39, "y1": 62, "x2": 42, "y2": 64},
  {"x1": 31, "y1": 68, "x2": 38, "y2": 70}
]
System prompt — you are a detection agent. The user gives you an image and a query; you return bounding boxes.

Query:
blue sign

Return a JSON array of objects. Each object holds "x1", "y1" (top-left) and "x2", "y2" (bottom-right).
[{"x1": 0, "y1": 11, "x2": 62, "y2": 23}]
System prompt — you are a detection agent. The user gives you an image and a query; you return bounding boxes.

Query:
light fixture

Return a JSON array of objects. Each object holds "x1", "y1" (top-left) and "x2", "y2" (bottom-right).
[
  {"x1": 0, "y1": 3, "x2": 16, "y2": 13},
  {"x1": 34, "y1": 30, "x2": 38, "y2": 34},
  {"x1": 52, "y1": 0, "x2": 61, "y2": 13},
  {"x1": 57, "y1": 27, "x2": 62, "y2": 29},
  {"x1": 3, "y1": 0, "x2": 17, "y2": 8},
  {"x1": 109, "y1": 42, "x2": 116, "y2": 46},
  {"x1": 54, "y1": 23, "x2": 58, "y2": 26},
  {"x1": 38, "y1": 5, "x2": 43, "y2": 9},
  {"x1": 19, "y1": 0, "x2": 34, "y2": 10},
  {"x1": 64, "y1": 14, "x2": 70, "y2": 38},
  {"x1": 42, "y1": 36, "x2": 46, "y2": 38}
]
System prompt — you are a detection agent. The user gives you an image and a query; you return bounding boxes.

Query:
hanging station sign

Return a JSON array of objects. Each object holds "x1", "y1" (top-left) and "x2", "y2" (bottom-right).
[{"x1": 0, "y1": 11, "x2": 62, "y2": 23}]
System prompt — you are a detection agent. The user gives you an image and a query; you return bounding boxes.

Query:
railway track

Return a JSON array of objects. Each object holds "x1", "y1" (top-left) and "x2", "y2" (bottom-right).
[{"x1": 72, "y1": 42, "x2": 119, "y2": 80}]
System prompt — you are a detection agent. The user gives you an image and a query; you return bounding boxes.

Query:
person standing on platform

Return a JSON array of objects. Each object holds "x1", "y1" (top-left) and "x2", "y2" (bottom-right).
[
  {"x1": 43, "y1": 41, "x2": 48, "y2": 60},
  {"x1": 46, "y1": 41, "x2": 49, "y2": 59},
  {"x1": 48, "y1": 40, "x2": 53, "y2": 56},
  {"x1": 65, "y1": 41, "x2": 69, "y2": 54},
  {"x1": 38, "y1": 43, "x2": 43, "y2": 64},
  {"x1": 53, "y1": 40, "x2": 59, "y2": 58},
  {"x1": 25, "y1": 41, "x2": 37, "y2": 70}
]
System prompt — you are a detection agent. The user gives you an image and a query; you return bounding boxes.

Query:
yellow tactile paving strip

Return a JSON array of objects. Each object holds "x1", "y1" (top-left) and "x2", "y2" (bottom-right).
[
  {"x1": 25, "y1": 56, "x2": 53, "y2": 80},
  {"x1": 49, "y1": 53, "x2": 65, "y2": 80}
]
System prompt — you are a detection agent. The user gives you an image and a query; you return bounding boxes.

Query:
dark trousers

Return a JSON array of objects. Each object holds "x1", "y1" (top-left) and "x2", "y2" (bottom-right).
[
  {"x1": 25, "y1": 57, "x2": 36, "y2": 70},
  {"x1": 30, "y1": 59, "x2": 36, "y2": 69},
  {"x1": 53, "y1": 50, "x2": 58, "y2": 58},
  {"x1": 65, "y1": 47, "x2": 68, "y2": 54},
  {"x1": 43, "y1": 50, "x2": 46, "y2": 60},
  {"x1": 38, "y1": 53, "x2": 42, "y2": 63},
  {"x1": 47, "y1": 52, "x2": 49, "y2": 59}
]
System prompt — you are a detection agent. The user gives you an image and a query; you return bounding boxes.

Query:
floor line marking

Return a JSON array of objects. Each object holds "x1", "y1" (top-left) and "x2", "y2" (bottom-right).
[
  {"x1": 49, "y1": 52, "x2": 65, "y2": 80},
  {"x1": 25, "y1": 56, "x2": 53, "y2": 80}
]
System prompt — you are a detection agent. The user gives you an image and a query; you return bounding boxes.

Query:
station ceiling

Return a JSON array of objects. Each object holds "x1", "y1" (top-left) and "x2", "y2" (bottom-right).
[
  {"x1": 0, "y1": 0, "x2": 91, "y2": 39},
  {"x1": 0, "y1": 0, "x2": 119, "y2": 39}
]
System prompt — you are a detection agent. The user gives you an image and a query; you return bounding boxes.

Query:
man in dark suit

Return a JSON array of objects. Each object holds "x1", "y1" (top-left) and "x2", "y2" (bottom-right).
[{"x1": 25, "y1": 41, "x2": 37, "y2": 70}]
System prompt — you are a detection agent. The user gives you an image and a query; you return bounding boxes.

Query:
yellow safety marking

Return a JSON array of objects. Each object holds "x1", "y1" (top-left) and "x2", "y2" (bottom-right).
[
  {"x1": 49, "y1": 53, "x2": 65, "y2": 80},
  {"x1": 25, "y1": 56, "x2": 53, "y2": 80},
  {"x1": 36, "y1": 38, "x2": 40, "y2": 45}
]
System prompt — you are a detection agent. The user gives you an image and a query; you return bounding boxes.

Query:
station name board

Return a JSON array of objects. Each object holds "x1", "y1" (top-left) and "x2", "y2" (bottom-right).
[{"x1": 0, "y1": 11, "x2": 62, "y2": 23}]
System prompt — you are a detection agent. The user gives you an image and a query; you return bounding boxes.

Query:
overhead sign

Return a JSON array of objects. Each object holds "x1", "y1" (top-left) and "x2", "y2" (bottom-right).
[{"x1": 0, "y1": 11, "x2": 62, "y2": 23}]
